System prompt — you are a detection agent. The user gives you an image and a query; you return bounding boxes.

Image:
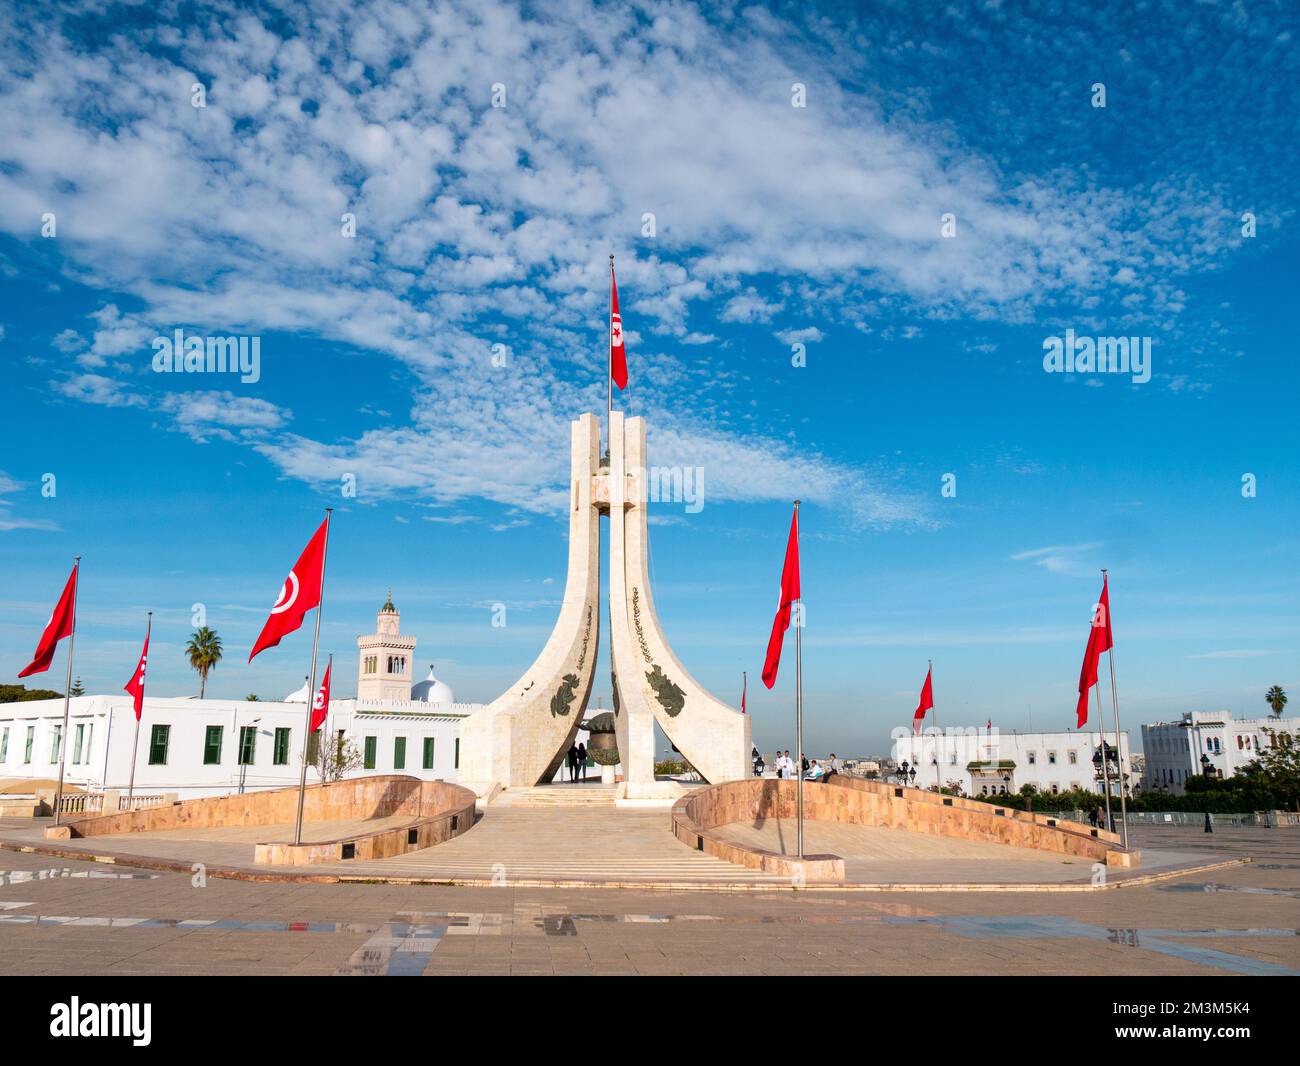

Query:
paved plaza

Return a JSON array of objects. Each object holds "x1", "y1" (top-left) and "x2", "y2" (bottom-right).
[{"x1": 1, "y1": 824, "x2": 1296, "y2": 976}]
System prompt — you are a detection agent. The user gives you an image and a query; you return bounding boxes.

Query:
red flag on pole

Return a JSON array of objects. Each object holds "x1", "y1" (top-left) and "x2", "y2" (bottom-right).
[
  {"x1": 610, "y1": 261, "x2": 628, "y2": 390},
  {"x1": 1075, "y1": 575, "x2": 1114, "y2": 727},
  {"x1": 310, "y1": 657, "x2": 332, "y2": 733},
  {"x1": 912, "y1": 666, "x2": 934, "y2": 734},
  {"x1": 123, "y1": 616, "x2": 150, "y2": 721},
  {"x1": 740, "y1": 672, "x2": 747, "y2": 715},
  {"x1": 18, "y1": 563, "x2": 79, "y2": 678},
  {"x1": 761, "y1": 506, "x2": 801, "y2": 688},
  {"x1": 249, "y1": 518, "x2": 328, "y2": 662}
]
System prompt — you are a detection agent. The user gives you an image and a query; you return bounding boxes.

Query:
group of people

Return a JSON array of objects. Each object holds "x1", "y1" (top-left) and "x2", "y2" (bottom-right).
[
  {"x1": 754, "y1": 747, "x2": 843, "y2": 781},
  {"x1": 564, "y1": 741, "x2": 588, "y2": 782}
]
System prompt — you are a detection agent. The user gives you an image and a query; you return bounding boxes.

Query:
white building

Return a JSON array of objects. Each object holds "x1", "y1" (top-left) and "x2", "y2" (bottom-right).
[
  {"x1": 0, "y1": 598, "x2": 480, "y2": 799},
  {"x1": 892, "y1": 727, "x2": 1133, "y2": 798},
  {"x1": 1141, "y1": 710, "x2": 1298, "y2": 795}
]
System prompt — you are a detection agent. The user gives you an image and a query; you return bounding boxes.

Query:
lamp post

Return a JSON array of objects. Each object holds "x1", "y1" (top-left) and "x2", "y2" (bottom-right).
[
  {"x1": 239, "y1": 718, "x2": 261, "y2": 795},
  {"x1": 899, "y1": 760, "x2": 910, "y2": 786}
]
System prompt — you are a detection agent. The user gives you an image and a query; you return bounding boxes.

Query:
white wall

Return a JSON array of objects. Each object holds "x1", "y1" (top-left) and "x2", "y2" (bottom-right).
[{"x1": 0, "y1": 695, "x2": 474, "y2": 799}]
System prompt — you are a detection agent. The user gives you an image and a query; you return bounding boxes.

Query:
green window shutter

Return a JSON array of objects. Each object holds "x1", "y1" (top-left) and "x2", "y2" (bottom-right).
[
  {"x1": 203, "y1": 725, "x2": 223, "y2": 765},
  {"x1": 422, "y1": 737, "x2": 435, "y2": 770},
  {"x1": 238, "y1": 726, "x2": 257, "y2": 766},
  {"x1": 454, "y1": 738, "x2": 459, "y2": 769},
  {"x1": 273, "y1": 728, "x2": 291, "y2": 765},
  {"x1": 393, "y1": 736, "x2": 406, "y2": 770},
  {"x1": 306, "y1": 730, "x2": 320, "y2": 766},
  {"x1": 148, "y1": 725, "x2": 170, "y2": 766},
  {"x1": 363, "y1": 736, "x2": 377, "y2": 770}
]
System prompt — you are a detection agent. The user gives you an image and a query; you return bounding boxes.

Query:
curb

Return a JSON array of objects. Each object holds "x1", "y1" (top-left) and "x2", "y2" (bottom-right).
[{"x1": 0, "y1": 837, "x2": 1249, "y2": 893}]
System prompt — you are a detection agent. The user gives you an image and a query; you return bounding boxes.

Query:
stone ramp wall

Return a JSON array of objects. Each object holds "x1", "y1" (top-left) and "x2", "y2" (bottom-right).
[
  {"x1": 45, "y1": 775, "x2": 478, "y2": 866},
  {"x1": 672, "y1": 777, "x2": 1139, "y2": 882}
]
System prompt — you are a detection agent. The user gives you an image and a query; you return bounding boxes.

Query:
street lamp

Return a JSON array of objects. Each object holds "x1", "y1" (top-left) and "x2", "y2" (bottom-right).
[
  {"x1": 907, "y1": 764, "x2": 917, "y2": 786},
  {"x1": 239, "y1": 717, "x2": 261, "y2": 794},
  {"x1": 899, "y1": 760, "x2": 910, "y2": 785}
]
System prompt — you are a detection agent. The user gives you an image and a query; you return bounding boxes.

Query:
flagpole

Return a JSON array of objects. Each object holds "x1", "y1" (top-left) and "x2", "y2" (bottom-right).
[
  {"x1": 1103, "y1": 570, "x2": 1129, "y2": 848},
  {"x1": 607, "y1": 254, "x2": 615, "y2": 459},
  {"x1": 293, "y1": 509, "x2": 332, "y2": 846},
  {"x1": 793, "y1": 500, "x2": 804, "y2": 859},
  {"x1": 52, "y1": 556, "x2": 81, "y2": 827},
  {"x1": 930, "y1": 659, "x2": 941, "y2": 791},
  {"x1": 127, "y1": 611, "x2": 151, "y2": 805},
  {"x1": 1095, "y1": 682, "x2": 1112, "y2": 832}
]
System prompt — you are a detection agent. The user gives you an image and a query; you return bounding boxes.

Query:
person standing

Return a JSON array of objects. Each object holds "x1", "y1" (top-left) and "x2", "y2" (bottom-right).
[
  {"x1": 566, "y1": 742, "x2": 578, "y2": 783},
  {"x1": 576, "y1": 741, "x2": 587, "y2": 782}
]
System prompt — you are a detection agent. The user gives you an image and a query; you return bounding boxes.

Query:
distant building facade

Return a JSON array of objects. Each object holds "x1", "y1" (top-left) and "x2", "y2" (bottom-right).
[
  {"x1": 1141, "y1": 710, "x2": 1298, "y2": 795},
  {"x1": 892, "y1": 728, "x2": 1133, "y2": 798}
]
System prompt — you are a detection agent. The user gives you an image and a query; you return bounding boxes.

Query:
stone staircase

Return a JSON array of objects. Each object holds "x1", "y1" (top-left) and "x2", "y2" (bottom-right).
[{"x1": 493, "y1": 784, "x2": 619, "y2": 808}]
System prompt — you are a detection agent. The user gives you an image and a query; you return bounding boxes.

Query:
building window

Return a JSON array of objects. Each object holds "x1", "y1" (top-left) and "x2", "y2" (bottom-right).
[
  {"x1": 48, "y1": 724, "x2": 62, "y2": 764},
  {"x1": 273, "y1": 728, "x2": 291, "y2": 765},
  {"x1": 454, "y1": 738, "x2": 460, "y2": 769},
  {"x1": 148, "y1": 725, "x2": 170, "y2": 766},
  {"x1": 73, "y1": 724, "x2": 85, "y2": 764},
  {"x1": 1048, "y1": 751, "x2": 1057, "y2": 765},
  {"x1": 1068, "y1": 751, "x2": 1078, "y2": 765},
  {"x1": 238, "y1": 726, "x2": 257, "y2": 766},
  {"x1": 363, "y1": 736, "x2": 377, "y2": 770},
  {"x1": 307, "y1": 730, "x2": 320, "y2": 766},
  {"x1": 423, "y1": 737, "x2": 435, "y2": 770},
  {"x1": 1027, "y1": 751, "x2": 1036, "y2": 765},
  {"x1": 24, "y1": 725, "x2": 35, "y2": 764},
  {"x1": 82, "y1": 724, "x2": 93, "y2": 764},
  {"x1": 0, "y1": 727, "x2": 7, "y2": 762},
  {"x1": 394, "y1": 736, "x2": 407, "y2": 770},
  {"x1": 203, "y1": 725, "x2": 223, "y2": 765}
]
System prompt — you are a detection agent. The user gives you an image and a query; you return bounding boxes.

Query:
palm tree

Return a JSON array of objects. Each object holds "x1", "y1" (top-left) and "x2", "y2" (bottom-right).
[
  {"x1": 1265, "y1": 685, "x2": 1288, "y2": 719},
  {"x1": 186, "y1": 627, "x2": 224, "y2": 698}
]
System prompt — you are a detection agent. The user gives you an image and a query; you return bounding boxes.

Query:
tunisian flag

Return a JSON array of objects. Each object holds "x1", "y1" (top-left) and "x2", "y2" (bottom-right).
[
  {"x1": 123, "y1": 617, "x2": 151, "y2": 721},
  {"x1": 249, "y1": 518, "x2": 328, "y2": 662},
  {"x1": 912, "y1": 666, "x2": 934, "y2": 735},
  {"x1": 18, "y1": 562, "x2": 78, "y2": 678},
  {"x1": 740, "y1": 672, "x2": 747, "y2": 715},
  {"x1": 1075, "y1": 575, "x2": 1114, "y2": 727},
  {"x1": 761, "y1": 506, "x2": 801, "y2": 689},
  {"x1": 609, "y1": 260, "x2": 628, "y2": 390},
  {"x1": 310, "y1": 658, "x2": 332, "y2": 733}
]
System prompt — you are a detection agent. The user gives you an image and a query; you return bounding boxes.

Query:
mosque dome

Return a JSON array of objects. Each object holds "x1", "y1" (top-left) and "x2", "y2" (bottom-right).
[
  {"x1": 411, "y1": 665, "x2": 455, "y2": 705},
  {"x1": 284, "y1": 681, "x2": 310, "y2": 703}
]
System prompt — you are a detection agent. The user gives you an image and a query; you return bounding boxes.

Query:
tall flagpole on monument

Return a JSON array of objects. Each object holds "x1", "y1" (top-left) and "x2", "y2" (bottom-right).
[
  {"x1": 52, "y1": 556, "x2": 81, "y2": 828},
  {"x1": 1104, "y1": 569, "x2": 1129, "y2": 848},
  {"x1": 607, "y1": 254, "x2": 615, "y2": 459},
  {"x1": 293, "y1": 508, "x2": 333, "y2": 846},
  {"x1": 794, "y1": 500, "x2": 804, "y2": 859}
]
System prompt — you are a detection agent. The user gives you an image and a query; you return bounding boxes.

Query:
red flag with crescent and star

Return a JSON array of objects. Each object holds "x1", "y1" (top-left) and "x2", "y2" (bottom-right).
[
  {"x1": 310, "y1": 658, "x2": 332, "y2": 733},
  {"x1": 18, "y1": 562, "x2": 78, "y2": 678},
  {"x1": 123, "y1": 617, "x2": 150, "y2": 721},
  {"x1": 1075, "y1": 575, "x2": 1114, "y2": 727},
  {"x1": 912, "y1": 666, "x2": 934, "y2": 735},
  {"x1": 249, "y1": 518, "x2": 328, "y2": 662},
  {"x1": 610, "y1": 261, "x2": 628, "y2": 390},
  {"x1": 761, "y1": 506, "x2": 801, "y2": 689}
]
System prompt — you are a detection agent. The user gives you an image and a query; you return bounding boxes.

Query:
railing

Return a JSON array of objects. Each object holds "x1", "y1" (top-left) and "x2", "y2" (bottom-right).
[
  {"x1": 1046, "y1": 809, "x2": 1297, "y2": 828},
  {"x1": 56, "y1": 793, "x2": 105, "y2": 815},
  {"x1": 55, "y1": 791, "x2": 172, "y2": 815}
]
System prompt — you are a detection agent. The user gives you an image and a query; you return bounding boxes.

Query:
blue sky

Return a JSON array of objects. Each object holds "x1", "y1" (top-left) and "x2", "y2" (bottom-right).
[{"x1": 1, "y1": 0, "x2": 1296, "y2": 756}]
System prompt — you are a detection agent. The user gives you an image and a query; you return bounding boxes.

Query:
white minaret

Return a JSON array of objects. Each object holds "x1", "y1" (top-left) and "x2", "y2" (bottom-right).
[{"x1": 356, "y1": 591, "x2": 417, "y2": 702}]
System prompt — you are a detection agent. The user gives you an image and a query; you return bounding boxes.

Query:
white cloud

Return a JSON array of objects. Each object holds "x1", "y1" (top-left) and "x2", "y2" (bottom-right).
[{"x1": 1010, "y1": 543, "x2": 1104, "y2": 577}]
